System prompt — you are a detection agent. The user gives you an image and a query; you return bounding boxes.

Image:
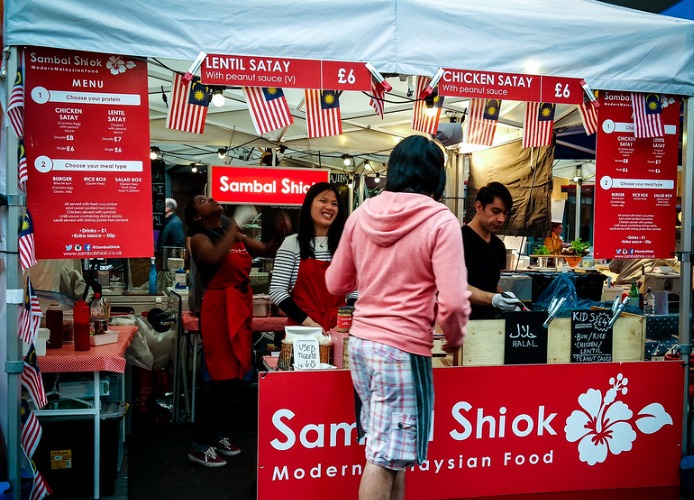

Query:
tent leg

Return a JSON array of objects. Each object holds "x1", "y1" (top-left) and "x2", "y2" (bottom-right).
[{"x1": 680, "y1": 97, "x2": 694, "y2": 456}]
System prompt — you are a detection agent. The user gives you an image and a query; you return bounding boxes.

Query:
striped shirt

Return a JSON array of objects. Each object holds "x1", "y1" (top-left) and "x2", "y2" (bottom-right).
[{"x1": 269, "y1": 234, "x2": 356, "y2": 323}]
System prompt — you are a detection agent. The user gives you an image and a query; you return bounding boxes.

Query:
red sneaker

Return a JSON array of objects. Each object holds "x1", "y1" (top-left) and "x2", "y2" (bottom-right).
[
  {"x1": 216, "y1": 437, "x2": 241, "y2": 457},
  {"x1": 187, "y1": 446, "x2": 227, "y2": 467}
]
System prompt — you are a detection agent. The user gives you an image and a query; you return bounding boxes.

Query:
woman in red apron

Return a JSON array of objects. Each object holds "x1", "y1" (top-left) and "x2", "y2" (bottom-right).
[
  {"x1": 270, "y1": 182, "x2": 357, "y2": 332},
  {"x1": 183, "y1": 195, "x2": 288, "y2": 467}
]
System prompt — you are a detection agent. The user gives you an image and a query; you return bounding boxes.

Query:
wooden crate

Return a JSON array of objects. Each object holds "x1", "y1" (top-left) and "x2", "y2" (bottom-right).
[{"x1": 459, "y1": 313, "x2": 645, "y2": 366}]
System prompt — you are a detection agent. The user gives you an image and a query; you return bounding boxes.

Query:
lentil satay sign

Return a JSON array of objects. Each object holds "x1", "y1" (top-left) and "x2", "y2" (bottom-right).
[{"x1": 24, "y1": 47, "x2": 152, "y2": 259}]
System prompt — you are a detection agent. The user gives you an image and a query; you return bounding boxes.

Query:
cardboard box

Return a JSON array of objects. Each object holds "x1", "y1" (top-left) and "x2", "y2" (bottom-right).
[{"x1": 644, "y1": 273, "x2": 680, "y2": 294}]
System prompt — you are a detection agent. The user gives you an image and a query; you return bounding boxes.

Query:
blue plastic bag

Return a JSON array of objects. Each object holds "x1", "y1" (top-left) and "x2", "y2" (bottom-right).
[{"x1": 536, "y1": 273, "x2": 595, "y2": 311}]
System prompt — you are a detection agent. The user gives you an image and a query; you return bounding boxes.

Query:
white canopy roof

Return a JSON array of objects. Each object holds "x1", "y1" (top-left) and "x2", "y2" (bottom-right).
[{"x1": 6, "y1": 0, "x2": 694, "y2": 95}]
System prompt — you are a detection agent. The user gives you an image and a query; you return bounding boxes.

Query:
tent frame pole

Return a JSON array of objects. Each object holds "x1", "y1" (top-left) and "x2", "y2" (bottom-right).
[{"x1": 680, "y1": 97, "x2": 694, "y2": 456}]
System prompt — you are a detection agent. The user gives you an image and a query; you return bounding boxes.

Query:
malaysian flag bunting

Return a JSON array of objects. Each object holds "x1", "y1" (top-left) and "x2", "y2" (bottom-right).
[
  {"x1": 411, "y1": 76, "x2": 444, "y2": 135},
  {"x1": 8, "y1": 65, "x2": 24, "y2": 138},
  {"x1": 243, "y1": 87, "x2": 294, "y2": 135},
  {"x1": 305, "y1": 89, "x2": 342, "y2": 138},
  {"x1": 631, "y1": 92, "x2": 664, "y2": 138},
  {"x1": 29, "y1": 462, "x2": 51, "y2": 500},
  {"x1": 465, "y1": 98, "x2": 501, "y2": 146},
  {"x1": 18, "y1": 278, "x2": 42, "y2": 344},
  {"x1": 522, "y1": 102, "x2": 555, "y2": 148},
  {"x1": 369, "y1": 78, "x2": 385, "y2": 119},
  {"x1": 18, "y1": 138, "x2": 28, "y2": 192},
  {"x1": 166, "y1": 73, "x2": 209, "y2": 134},
  {"x1": 578, "y1": 99, "x2": 599, "y2": 136},
  {"x1": 21, "y1": 397, "x2": 42, "y2": 458},
  {"x1": 19, "y1": 209, "x2": 38, "y2": 270},
  {"x1": 21, "y1": 344, "x2": 47, "y2": 409}
]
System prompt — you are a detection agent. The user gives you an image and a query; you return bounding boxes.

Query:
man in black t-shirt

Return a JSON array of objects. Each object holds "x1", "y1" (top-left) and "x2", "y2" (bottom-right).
[{"x1": 462, "y1": 182, "x2": 521, "y2": 319}]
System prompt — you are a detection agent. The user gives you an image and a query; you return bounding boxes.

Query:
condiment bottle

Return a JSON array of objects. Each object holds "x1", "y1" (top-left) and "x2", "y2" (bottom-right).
[
  {"x1": 73, "y1": 298, "x2": 91, "y2": 351},
  {"x1": 336, "y1": 306, "x2": 354, "y2": 333},
  {"x1": 46, "y1": 300, "x2": 63, "y2": 349},
  {"x1": 643, "y1": 288, "x2": 655, "y2": 315},
  {"x1": 148, "y1": 257, "x2": 157, "y2": 294},
  {"x1": 90, "y1": 293, "x2": 107, "y2": 335},
  {"x1": 628, "y1": 278, "x2": 639, "y2": 308}
]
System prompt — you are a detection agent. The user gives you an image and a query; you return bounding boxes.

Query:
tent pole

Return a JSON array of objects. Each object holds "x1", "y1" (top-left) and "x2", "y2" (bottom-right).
[
  {"x1": 574, "y1": 165, "x2": 582, "y2": 241},
  {"x1": 3, "y1": 46, "x2": 25, "y2": 500},
  {"x1": 680, "y1": 97, "x2": 694, "y2": 456}
]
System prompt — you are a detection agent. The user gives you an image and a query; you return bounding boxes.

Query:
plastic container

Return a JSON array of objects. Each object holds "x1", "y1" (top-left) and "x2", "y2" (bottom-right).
[
  {"x1": 46, "y1": 300, "x2": 63, "y2": 349},
  {"x1": 34, "y1": 402, "x2": 126, "y2": 498},
  {"x1": 90, "y1": 293, "x2": 107, "y2": 335},
  {"x1": 253, "y1": 295, "x2": 271, "y2": 317},
  {"x1": 174, "y1": 267, "x2": 187, "y2": 289},
  {"x1": 73, "y1": 299, "x2": 91, "y2": 351}
]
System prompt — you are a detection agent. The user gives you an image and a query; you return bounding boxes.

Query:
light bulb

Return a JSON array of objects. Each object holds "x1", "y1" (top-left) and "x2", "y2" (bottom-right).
[
  {"x1": 150, "y1": 151, "x2": 158, "y2": 160},
  {"x1": 191, "y1": 166, "x2": 198, "y2": 173},
  {"x1": 374, "y1": 176, "x2": 380, "y2": 183},
  {"x1": 211, "y1": 90, "x2": 225, "y2": 107}
]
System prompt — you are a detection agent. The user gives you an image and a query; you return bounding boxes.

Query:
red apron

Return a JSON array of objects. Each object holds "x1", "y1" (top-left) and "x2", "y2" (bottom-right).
[
  {"x1": 287, "y1": 258, "x2": 346, "y2": 331},
  {"x1": 200, "y1": 242, "x2": 253, "y2": 380}
]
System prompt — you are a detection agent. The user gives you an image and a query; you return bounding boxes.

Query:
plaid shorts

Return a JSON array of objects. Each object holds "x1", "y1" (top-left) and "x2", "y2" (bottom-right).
[{"x1": 349, "y1": 337, "x2": 432, "y2": 470}]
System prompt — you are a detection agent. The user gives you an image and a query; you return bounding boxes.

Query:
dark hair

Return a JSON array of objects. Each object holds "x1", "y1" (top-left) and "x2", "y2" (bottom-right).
[
  {"x1": 551, "y1": 222, "x2": 563, "y2": 232},
  {"x1": 184, "y1": 196, "x2": 201, "y2": 233},
  {"x1": 384, "y1": 135, "x2": 446, "y2": 200},
  {"x1": 475, "y1": 181, "x2": 513, "y2": 212},
  {"x1": 297, "y1": 182, "x2": 346, "y2": 259}
]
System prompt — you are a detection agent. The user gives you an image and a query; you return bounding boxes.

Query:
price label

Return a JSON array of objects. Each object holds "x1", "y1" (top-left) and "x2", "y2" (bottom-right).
[
  {"x1": 541, "y1": 76, "x2": 584, "y2": 105},
  {"x1": 322, "y1": 61, "x2": 371, "y2": 91}
]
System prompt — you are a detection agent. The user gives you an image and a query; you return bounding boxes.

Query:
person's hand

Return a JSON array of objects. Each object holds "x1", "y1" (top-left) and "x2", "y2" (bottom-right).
[
  {"x1": 302, "y1": 317, "x2": 327, "y2": 336},
  {"x1": 491, "y1": 292, "x2": 522, "y2": 312},
  {"x1": 233, "y1": 205, "x2": 258, "y2": 228},
  {"x1": 442, "y1": 342, "x2": 460, "y2": 354}
]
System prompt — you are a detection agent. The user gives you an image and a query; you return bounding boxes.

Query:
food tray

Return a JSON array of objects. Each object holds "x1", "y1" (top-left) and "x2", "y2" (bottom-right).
[{"x1": 90, "y1": 330, "x2": 119, "y2": 346}]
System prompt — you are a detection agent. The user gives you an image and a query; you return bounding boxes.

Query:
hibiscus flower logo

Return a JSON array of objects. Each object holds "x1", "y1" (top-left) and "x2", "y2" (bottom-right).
[
  {"x1": 106, "y1": 56, "x2": 136, "y2": 75},
  {"x1": 564, "y1": 373, "x2": 673, "y2": 465}
]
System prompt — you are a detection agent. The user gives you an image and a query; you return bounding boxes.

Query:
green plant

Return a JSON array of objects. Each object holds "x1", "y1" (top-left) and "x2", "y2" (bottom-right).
[
  {"x1": 535, "y1": 245, "x2": 551, "y2": 255},
  {"x1": 569, "y1": 238, "x2": 591, "y2": 256}
]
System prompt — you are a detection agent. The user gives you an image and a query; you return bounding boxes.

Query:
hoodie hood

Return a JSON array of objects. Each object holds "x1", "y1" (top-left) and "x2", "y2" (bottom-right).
[{"x1": 359, "y1": 191, "x2": 451, "y2": 247}]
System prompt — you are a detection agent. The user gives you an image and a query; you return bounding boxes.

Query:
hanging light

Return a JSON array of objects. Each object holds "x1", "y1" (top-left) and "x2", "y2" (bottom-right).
[
  {"x1": 364, "y1": 160, "x2": 372, "y2": 170},
  {"x1": 218, "y1": 148, "x2": 228, "y2": 159},
  {"x1": 150, "y1": 146, "x2": 160, "y2": 160},
  {"x1": 190, "y1": 163, "x2": 198, "y2": 173},
  {"x1": 341, "y1": 154, "x2": 352, "y2": 166},
  {"x1": 347, "y1": 175, "x2": 354, "y2": 189},
  {"x1": 211, "y1": 88, "x2": 226, "y2": 107},
  {"x1": 374, "y1": 172, "x2": 381, "y2": 183}
]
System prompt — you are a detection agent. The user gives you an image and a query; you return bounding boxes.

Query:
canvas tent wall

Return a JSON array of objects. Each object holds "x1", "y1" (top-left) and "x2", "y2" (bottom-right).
[{"x1": 3, "y1": 0, "x2": 694, "y2": 495}]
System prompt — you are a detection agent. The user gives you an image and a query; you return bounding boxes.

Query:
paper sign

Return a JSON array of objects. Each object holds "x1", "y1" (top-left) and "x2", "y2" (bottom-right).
[{"x1": 293, "y1": 336, "x2": 320, "y2": 370}]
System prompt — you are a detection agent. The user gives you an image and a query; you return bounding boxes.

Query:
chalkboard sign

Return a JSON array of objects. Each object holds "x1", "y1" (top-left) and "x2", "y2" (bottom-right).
[
  {"x1": 504, "y1": 311, "x2": 548, "y2": 365},
  {"x1": 293, "y1": 336, "x2": 320, "y2": 370},
  {"x1": 570, "y1": 310, "x2": 613, "y2": 363}
]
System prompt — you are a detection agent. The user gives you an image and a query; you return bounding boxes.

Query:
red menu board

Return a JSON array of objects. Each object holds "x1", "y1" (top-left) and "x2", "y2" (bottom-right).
[
  {"x1": 210, "y1": 166, "x2": 329, "y2": 206},
  {"x1": 593, "y1": 91, "x2": 680, "y2": 259},
  {"x1": 201, "y1": 55, "x2": 371, "y2": 91},
  {"x1": 439, "y1": 69, "x2": 584, "y2": 104},
  {"x1": 24, "y1": 47, "x2": 152, "y2": 259}
]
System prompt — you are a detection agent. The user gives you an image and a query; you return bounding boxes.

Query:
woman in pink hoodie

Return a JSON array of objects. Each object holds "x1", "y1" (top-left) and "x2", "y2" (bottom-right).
[{"x1": 326, "y1": 135, "x2": 471, "y2": 500}]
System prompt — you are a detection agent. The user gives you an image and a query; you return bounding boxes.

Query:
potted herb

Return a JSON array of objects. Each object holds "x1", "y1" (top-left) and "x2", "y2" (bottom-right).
[{"x1": 560, "y1": 239, "x2": 591, "y2": 267}]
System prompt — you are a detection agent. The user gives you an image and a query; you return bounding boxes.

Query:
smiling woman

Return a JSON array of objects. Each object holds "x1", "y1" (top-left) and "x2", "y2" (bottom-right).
[{"x1": 269, "y1": 182, "x2": 357, "y2": 332}]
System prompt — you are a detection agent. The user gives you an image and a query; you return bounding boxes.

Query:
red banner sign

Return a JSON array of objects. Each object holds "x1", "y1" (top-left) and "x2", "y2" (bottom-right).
[
  {"x1": 258, "y1": 362, "x2": 683, "y2": 500},
  {"x1": 24, "y1": 47, "x2": 153, "y2": 258},
  {"x1": 593, "y1": 92, "x2": 680, "y2": 259},
  {"x1": 439, "y1": 69, "x2": 584, "y2": 104},
  {"x1": 210, "y1": 166, "x2": 329, "y2": 206},
  {"x1": 201, "y1": 55, "x2": 371, "y2": 91}
]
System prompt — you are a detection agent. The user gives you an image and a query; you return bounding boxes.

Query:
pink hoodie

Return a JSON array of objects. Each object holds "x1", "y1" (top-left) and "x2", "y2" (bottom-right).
[{"x1": 326, "y1": 191, "x2": 471, "y2": 357}]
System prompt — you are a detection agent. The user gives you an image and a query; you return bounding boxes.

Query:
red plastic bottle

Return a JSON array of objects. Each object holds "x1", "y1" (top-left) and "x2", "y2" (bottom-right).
[{"x1": 73, "y1": 299, "x2": 91, "y2": 351}]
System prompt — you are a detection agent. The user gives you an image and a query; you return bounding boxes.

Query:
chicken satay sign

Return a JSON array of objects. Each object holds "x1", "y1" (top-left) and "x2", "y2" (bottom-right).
[
  {"x1": 24, "y1": 47, "x2": 152, "y2": 258},
  {"x1": 210, "y1": 166, "x2": 329, "y2": 206}
]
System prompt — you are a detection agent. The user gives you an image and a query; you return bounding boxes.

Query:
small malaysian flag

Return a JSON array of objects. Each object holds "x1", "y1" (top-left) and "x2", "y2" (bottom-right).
[
  {"x1": 465, "y1": 98, "x2": 501, "y2": 146},
  {"x1": 18, "y1": 138, "x2": 28, "y2": 192},
  {"x1": 18, "y1": 278, "x2": 41, "y2": 344},
  {"x1": 21, "y1": 397, "x2": 42, "y2": 458},
  {"x1": 523, "y1": 102, "x2": 555, "y2": 148},
  {"x1": 578, "y1": 100, "x2": 599, "y2": 136},
  {"x1": 19, "y1": 209, "x2": 38, "y2": 270},
  {"x1": 21, "y1": 344, "x2": 48, "y2": 409},
  {"x1": 631, "y1": 92, "x2": 664, "y2": 138},
  {"x1": 305, "y1": 89, "x2": 342, "y2": 138},
  {"x1": 8, "y1": 66, "x2": 24, "y2": 138},
  {"x1": 369, "y1": 78, "x2": 385, "y2": 119},
  {"x1": 166, "y1": 73, "x2": 209, "y2": 134},
  {"x1": 29, "y1": 466, "x2": 51, "y2": 500},
  {"x1": 411, "y1": 76, "x2": 443, "y2": 135},
  {"x1": 243, "y1": 87, "x2": 294, "y2": 135}
]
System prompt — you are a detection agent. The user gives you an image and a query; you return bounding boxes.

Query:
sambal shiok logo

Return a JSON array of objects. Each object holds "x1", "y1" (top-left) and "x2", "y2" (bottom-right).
[
  {"x1": 106, "y1": 56, "x2": 136, "y2": 76},
  {"x1": 564, "y1": 373, "x2": 672, "y2": 465}
]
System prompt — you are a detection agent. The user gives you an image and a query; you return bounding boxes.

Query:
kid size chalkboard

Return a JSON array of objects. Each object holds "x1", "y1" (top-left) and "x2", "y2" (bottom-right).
[
  {"x1": 504, "y1": 311, "x2": 548, "y2": 365},
  {"x1": 570, "y1": 310, "x2": 613, "y2": 363}
]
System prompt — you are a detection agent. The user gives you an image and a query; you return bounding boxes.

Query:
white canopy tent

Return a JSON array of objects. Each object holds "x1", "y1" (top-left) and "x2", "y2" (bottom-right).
[{"x1": 3, "y1": 0, "x2": 694, "y2": 495}]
